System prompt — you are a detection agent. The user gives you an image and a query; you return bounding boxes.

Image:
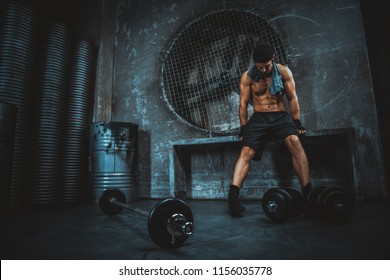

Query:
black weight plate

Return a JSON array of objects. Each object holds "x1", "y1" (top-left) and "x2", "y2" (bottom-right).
[
  {"x1": 98, "y1": 188, "x2": 126, "y2": 215},
  {"x1": 305, "y1": 185, "x2": 328, "y2": 218},
  {"x1": 317, "y1": 186, "x2": 342, "y2": 212},
  {"x1": 322, "y1": 189, "x2": 354, "y2": 224},
  {"x1": 148, "y1": 198, "x2": 194, "y2": 249},
  {"x1": 262, "y1": 188, "x2": 292, "y2": 222},
  {"x1": 284, "y1": 187, "x2": 305, "y2": 218}
]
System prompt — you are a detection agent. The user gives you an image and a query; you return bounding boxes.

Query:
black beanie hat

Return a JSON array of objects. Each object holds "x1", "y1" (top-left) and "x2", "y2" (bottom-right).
[{"x1": 252, "y1": 44, "x2": 275, "y2": 63}]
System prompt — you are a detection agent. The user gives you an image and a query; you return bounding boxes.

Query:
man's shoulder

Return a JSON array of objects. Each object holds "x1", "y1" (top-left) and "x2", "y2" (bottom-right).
[
  {"x1": 275, "y1": 63, "x2": 286, "y2": 70},
  {"x1": 275, "y1": 64, "x2": 292, "y2": 79},
  {"x1": 241, "y1": 69, "x2": 252, "y2": 81}
]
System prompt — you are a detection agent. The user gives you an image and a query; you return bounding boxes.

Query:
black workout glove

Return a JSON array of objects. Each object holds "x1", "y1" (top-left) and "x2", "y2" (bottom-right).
[
  {"x1": 293, "y1": 119, "x2": 306, "y2": 134},
  {"x1": 239, "y1": 125, "x2": 247, "y2": 138}
]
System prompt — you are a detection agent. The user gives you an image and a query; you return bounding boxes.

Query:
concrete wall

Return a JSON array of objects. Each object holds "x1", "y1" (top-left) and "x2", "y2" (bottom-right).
[{"x1": 96, "y1": 0, "x2": 387, "y2": 199}]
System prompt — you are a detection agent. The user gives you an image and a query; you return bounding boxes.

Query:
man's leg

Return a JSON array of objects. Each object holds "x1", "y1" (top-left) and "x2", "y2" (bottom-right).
[
  {"x1": 232, "y1": 146, "x2": 256, "y2": 187},
  {"x1": 284, "y1": 135, "x2": 312, "y2": 196},
  {"x1": 229, "y1": 146, "x2": 255, "y2": 217}
]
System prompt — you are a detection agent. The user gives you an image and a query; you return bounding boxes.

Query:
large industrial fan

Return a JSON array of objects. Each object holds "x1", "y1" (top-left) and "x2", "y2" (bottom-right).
[{"x1": 161, "y1": 9, "x2": 286, "y2": 134}]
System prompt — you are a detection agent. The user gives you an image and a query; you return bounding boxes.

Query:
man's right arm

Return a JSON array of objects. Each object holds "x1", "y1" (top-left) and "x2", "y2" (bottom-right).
[
  {"x1": 239, "y1": 71, "x2": 251, "y2": 126},
  {"x1": 238, "y1": 72, "x2": 251, "y2": 138}
]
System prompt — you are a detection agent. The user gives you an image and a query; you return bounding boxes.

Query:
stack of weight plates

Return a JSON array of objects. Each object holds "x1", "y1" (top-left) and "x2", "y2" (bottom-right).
[
  {"x1": 30, "y1": 21, "x2": 71, "y2": 206},
  {"x1": 62, "y1": 40, "x2": 95, "y2": 203},
  {"x1": 0, "y1": 1, "x2": 38, "y2": 211},
  {"x1": 0, "y1": 101, "x2": 17, "y2": 214}
]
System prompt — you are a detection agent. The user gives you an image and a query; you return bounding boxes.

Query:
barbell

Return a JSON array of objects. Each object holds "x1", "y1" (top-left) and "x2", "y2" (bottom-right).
[{"x1": 98, "y1": 188, "x2": 195, "y2": 249}]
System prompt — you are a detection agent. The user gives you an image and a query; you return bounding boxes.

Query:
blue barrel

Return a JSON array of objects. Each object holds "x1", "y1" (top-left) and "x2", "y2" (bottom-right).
[
  {"x1": 89, "y1": 122, "x2": 139, "y2": 204},
  {"x1": 0, "y1": 101, "x2": 17, "y2": 214}
]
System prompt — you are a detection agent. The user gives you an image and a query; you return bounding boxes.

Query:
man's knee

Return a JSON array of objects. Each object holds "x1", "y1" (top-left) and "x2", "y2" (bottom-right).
[
  {"x1": 284, "y1": 135, "x2": 302, "y2": 150},
  {"x1": 240, "y1": 146, "x2": 256, "y2": 161}
]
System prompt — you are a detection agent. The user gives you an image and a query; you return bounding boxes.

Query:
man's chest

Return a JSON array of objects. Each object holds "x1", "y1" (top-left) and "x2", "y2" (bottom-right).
[{"x1": 251, "y1": 77, "x2": 273, "y2": 96}]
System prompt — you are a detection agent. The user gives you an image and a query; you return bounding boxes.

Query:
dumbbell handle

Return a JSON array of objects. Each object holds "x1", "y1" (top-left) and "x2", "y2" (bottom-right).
[{"x1": 110, "y1": 198, "x2": 194, "y2": 237}]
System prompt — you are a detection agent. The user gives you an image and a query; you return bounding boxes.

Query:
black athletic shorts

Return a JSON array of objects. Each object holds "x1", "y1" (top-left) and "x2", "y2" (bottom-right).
[{"x1": 242, "y1": 111, "x2": 298, "y2": 161}]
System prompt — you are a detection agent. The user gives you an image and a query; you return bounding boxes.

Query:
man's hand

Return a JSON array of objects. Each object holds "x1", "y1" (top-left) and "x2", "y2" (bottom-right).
[
  {"x1": 239, "y1": 125, "x2": 247, "y2": 140},
  {"x1": 293, "y1": 119, "x2": 306, "y2": 135}
]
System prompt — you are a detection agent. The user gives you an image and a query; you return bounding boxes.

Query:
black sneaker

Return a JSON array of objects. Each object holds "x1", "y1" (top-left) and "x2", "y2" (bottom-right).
[{"x1": 228, "y1": 186, "x2": 246, "y2": 217}]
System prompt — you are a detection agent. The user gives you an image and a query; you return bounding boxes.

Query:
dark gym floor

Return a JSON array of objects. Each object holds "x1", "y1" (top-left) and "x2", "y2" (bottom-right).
[{"x1": 1, "y1": 198, "x2": 390, "y2": 260}]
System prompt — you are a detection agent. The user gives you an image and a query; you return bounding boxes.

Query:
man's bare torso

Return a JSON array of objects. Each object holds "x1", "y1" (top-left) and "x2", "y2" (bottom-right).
[{"x1": 247, "y1": 64, "x2": 286, "y2": 112}]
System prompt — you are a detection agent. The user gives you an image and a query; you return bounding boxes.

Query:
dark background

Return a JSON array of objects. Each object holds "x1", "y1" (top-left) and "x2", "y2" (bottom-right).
[{"x1": 1, "y1": 0, "x2": 389, "y2": 211}]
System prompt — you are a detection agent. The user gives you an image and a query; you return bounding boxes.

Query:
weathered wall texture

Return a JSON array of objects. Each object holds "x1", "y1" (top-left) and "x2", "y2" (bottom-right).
[{"x1": 97, "y1": 0, "x2": 386, "y2": 199}]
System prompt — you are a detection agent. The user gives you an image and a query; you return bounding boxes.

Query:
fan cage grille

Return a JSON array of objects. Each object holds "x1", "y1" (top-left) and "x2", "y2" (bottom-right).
[{"x1": 162, "y1": 9, "x2": 286, "y2": 134}]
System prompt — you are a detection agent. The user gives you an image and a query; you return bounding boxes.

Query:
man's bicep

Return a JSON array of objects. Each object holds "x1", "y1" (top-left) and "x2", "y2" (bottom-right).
[
  {"x1": 284, "y1": 79, "x2": 297, "y2": 101},
  {"x1": 282, "y1": 67, "x2": 297, "y2": 100},
  {"x1": 239, "y1": 75, "x2": 252, "y2": 104}
]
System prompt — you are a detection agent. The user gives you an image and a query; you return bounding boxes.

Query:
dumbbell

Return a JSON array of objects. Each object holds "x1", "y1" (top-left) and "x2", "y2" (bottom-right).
[
  {"x1": 305, "y1": 185, "x2": 354, "y2": 224},
  {"x1": 98, "y1": 188, "x2": 194, "y2": 249},
  {"x1": 262, "y1": 187, "x2": 305, "y2": 222}
]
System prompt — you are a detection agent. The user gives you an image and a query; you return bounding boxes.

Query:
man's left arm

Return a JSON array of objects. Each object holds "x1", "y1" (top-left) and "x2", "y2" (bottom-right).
[{"x1": 282, "y1": 66, "x2": 306, "y2": 134}]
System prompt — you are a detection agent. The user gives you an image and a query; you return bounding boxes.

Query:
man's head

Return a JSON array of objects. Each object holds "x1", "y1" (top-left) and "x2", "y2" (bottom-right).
[
  {"x1": 252, "y1": 44, "x2": 275, "y2": 74},
  {"x1": 252, "y1": 44, "x2": 275, "y2": 63}
]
